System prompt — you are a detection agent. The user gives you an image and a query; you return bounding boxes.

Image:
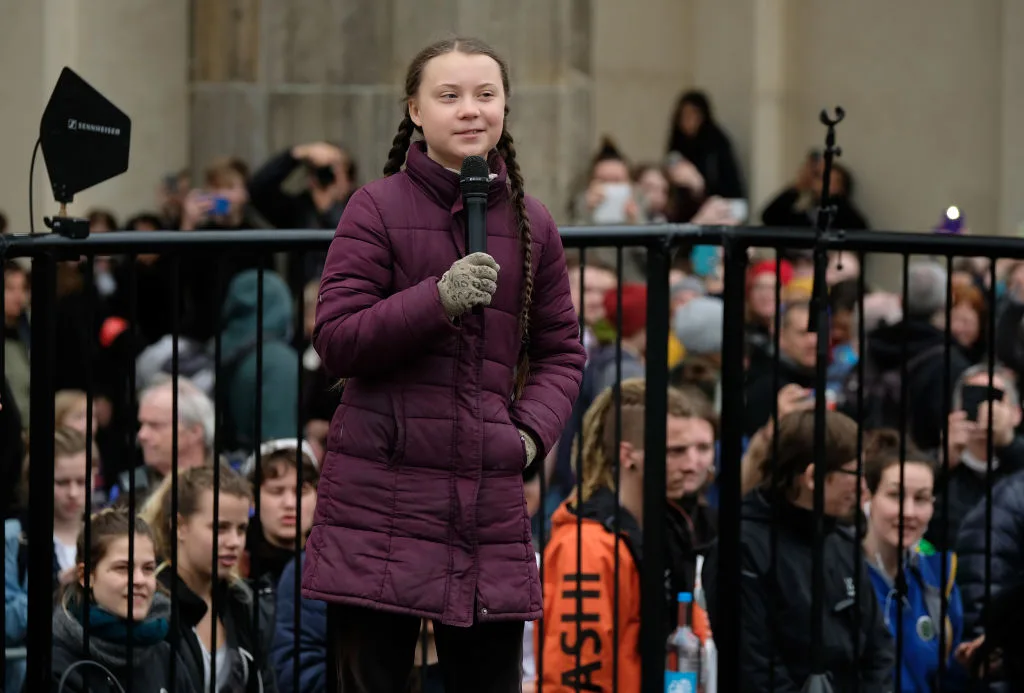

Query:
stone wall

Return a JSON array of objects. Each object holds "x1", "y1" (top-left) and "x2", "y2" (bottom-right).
[
  {"x1": 189, "y1": 0, "x2": 594, "y2": 222},
  {"x1": 0, "y1": 0, "x2": 189, "y2": 231}
]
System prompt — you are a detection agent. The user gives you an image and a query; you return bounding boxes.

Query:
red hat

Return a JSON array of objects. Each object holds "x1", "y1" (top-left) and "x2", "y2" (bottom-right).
[
  {"x1": 747, "y1": 259, "x2": 794, "y2": 289},
  {"x1": 99, "y1": 316, "x2": 129, "y2": 348},
  {"x1": 604, "y1": 283, "x2": 648, "y2": 338}
]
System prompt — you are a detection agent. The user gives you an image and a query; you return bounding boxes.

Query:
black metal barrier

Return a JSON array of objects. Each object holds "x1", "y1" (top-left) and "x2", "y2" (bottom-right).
[{"x1": 1, "y1": 224, "x2": 1021, "y2": 693}]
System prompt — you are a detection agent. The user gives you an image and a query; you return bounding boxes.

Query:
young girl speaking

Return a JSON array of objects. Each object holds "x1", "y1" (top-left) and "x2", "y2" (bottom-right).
[{"x1": 303, "y1": 36, "x2": 585, "y2": 693}]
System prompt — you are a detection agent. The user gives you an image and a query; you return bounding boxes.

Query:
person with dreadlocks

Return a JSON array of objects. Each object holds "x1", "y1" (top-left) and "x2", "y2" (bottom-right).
[
  {"x1": 303, "y1": 37, "x2": 585, "y2": 693},
  {"x1": 539, "y1": 379, "x2": 718, "y2": 692}
]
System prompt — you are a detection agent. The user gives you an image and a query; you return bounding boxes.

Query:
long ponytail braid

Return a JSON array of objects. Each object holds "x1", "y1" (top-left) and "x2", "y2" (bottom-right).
[
  {"x1": 497, "y1": 125, "x2": 534, "y2": 399},
  {"x1": 383, "y1": 111, "x2": 416, "y2": 177}
]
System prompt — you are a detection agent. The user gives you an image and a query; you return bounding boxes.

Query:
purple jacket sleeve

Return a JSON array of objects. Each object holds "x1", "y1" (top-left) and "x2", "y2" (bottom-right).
[
  {"x1": 510, "y1": 206, "x2": 586, "y2": 458},
  {"x1": 313, "y1": 189, "x2": 458, "y2": 378}
]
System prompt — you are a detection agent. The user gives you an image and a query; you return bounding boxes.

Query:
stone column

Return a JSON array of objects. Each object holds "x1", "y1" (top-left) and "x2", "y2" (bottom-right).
[
  {"x1": 748, "y1": 0, "x2": 790, "y2": 214},
  {"x1": 190, "y1": 0, "x2": 594, "y2": 222},
  {"x1": 999, "y1": 0, "x2": 1024, "y2": 235},
  {"x1": 0, "y1": 0, "x2": 189, "y2": 232}
]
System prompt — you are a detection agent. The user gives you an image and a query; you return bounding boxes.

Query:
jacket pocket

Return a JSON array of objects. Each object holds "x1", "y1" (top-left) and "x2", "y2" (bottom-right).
[{"x1": 388, "y1": 386, "x2": 406, "y2": 465}]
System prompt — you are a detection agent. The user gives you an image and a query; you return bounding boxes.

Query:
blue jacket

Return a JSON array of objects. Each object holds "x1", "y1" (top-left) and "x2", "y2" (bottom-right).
[
  {"x1": 270, "y1": 555, "x2": 326, "y2": 693},
  {"x1": 866, "y1": 545, "x2": 965, "y2": 692},
  {"x1": 5, "y1": 519, "x2": 29, "y2": 693}
]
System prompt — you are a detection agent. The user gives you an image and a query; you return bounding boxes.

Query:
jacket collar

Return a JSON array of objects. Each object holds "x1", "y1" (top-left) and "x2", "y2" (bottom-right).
[{"x1": 404, "y1": 141, "x2": 509, "y2": 216}]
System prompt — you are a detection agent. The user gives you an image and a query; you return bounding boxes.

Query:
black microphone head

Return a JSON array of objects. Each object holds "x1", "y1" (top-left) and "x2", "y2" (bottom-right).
[{"x1": 460, "y1": 156, "x2": 490, "y2": 196}]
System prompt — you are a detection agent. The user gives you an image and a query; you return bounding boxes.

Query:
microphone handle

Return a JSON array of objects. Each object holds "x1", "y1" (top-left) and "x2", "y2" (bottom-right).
[
  {"x1": 464, "y1": 194, "x2": 487, "y2": 315},
  {"x1": 465, "y1": 195, "x2": 488, "y2": 255}
]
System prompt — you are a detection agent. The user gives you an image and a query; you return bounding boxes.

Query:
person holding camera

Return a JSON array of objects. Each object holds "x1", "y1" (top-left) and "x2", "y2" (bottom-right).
[
  {"x1": 925, "y1": 364, "x2": 1024, "y2": 553},
  {"x1": 248, "y1": 141, "x2": 358, "y2": 285}
]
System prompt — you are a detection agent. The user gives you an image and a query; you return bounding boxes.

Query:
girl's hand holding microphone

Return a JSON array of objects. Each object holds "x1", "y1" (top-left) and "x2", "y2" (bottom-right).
[{"x1": 437, "y1": 252, "x2": 500, "y2": 319}]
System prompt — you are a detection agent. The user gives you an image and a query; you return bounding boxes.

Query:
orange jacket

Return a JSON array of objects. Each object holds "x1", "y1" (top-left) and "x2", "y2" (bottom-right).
[{"x1": 537, "y1": 491, "x2": 643, "y2": 693}]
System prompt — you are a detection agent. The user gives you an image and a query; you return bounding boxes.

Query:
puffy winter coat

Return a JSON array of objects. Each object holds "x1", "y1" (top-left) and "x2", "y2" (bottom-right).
[{"x1": 303, "y1": 142, "x2": 585, "y2": 626}]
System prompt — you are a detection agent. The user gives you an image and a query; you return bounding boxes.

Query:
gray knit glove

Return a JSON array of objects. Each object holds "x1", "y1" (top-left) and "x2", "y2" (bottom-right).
[
  {"x1": 519, "y1": 429, "x2": 537, "y2": 467},
  {"x1": 437, "y1": 252, "x2": 500, "y2": 320}
]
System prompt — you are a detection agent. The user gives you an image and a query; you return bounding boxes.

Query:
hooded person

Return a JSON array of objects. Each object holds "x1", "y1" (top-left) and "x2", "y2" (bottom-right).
[{"x1": 220, "y1": 269, "x2": 299, "y2": 450}]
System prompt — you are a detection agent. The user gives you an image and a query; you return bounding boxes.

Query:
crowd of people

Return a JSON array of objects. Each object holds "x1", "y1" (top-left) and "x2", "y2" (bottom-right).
[{"x1": 2, "y1": 38, "x2": 1023, "y2": 693}]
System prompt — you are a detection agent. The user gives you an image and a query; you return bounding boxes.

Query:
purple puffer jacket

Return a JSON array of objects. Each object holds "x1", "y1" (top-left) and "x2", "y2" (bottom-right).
[{"x1": 302, "y1": 142, "x2": 585, "y2": 627}]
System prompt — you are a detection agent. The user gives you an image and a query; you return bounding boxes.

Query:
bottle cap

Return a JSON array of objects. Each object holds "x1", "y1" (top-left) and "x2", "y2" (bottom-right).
[{"x1": 677, "y1": 592, "x2": 693, "y2": 603}]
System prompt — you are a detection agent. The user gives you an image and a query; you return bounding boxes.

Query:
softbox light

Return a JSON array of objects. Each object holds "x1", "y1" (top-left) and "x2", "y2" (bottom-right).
[{"x1": 39, "y1": 67, "x2": 131, "y2": 205}]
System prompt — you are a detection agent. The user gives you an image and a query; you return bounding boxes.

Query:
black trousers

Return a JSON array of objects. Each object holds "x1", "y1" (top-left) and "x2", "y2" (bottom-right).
[{"x1": 332, "y1": 604, "x2": 525, "y2": 693}]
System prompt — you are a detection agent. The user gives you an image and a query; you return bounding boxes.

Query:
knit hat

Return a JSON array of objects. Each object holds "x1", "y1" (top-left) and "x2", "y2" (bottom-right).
[
  {"x1": 782, "y1": 276, "x2": 814, "y2": 302},
  {"x1": 747, "y1": 259, "x2": 794, "y2": 289},
  {"x1": 670, "y1": 276, "x2": 707, "y2": 300},
  {"x1": 604, "y1": 283, "x2": 647, "y2": 338},
  {"x1": 673, "y1": 296, "x2": 724, "y2": 356}
]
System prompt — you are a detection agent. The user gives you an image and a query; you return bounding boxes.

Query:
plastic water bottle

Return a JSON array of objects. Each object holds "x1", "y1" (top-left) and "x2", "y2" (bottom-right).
[
  {"x1": 693, "y1": 556, "x2": 716, "y2": 693},
  {"x1": 701, "y1": 637, "x2": 717, "y2": 693},
  {"x1": 665, "y1": 592, "x2": 701, "y2": 693}
]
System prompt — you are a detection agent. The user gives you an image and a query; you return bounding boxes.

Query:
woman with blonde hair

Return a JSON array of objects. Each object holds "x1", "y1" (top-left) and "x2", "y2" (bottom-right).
[{"x1": 141, "y1": 462, "x2": 276, "y2": 692}]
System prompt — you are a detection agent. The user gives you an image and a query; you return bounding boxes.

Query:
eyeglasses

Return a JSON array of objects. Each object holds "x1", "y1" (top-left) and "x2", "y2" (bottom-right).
[{"x1": 833, "y1": 467, "x2": 861, "y2": 479}]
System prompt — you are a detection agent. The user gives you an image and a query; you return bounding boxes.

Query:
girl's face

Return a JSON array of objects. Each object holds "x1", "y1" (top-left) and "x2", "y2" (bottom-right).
[
  {"x1": 260, "y1": 466, "x2": 317, "y2": 547},
  {"x1": 680, "y1": 103, "x2": 704, "y2": 137},
  {"x1": 178, "y1": 490, "x2": 250, "y2": 578},
  {"x1": 591, "y1": 159, "x2": 630, "y2": 185},
  {"x1": 748, "y1": 276, "x2": 777, "y2": 321},
  {"x1": 54, "y1": 452, "x2": 91, "y2": 523},
  {"x1": 409, "y1": 51, "x2": 506, "y2": 171},
  {"x1": 84, "y1": 534, "x2": 157, "y2": 621},
  {"x1": 637, "y1": 169, "x2": 669, "y2": 216},
  {"x1": 950, "y1": 303, "x2": 980, "y2": 349},
  {"x1": 867, "y1": 462, "x2": 934, "y2": 552}
]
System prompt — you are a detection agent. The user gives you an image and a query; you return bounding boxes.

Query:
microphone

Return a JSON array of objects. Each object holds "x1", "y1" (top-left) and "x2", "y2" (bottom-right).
[{"x1": 460, "y1": 156, "x2": 490, "y2": 256}]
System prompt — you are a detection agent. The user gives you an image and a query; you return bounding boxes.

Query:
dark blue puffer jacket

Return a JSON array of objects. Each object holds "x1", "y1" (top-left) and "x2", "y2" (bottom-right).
[
  {"x1": 955, "y1": 469, "x2": 1024, "y2": 692},
  {"x1": 270, "y1": 555, "x2": 326, "y2": 693}
]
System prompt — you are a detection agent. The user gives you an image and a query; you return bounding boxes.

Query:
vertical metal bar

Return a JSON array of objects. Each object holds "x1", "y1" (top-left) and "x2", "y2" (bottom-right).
[
  {"x1": 0, "y1": 251, "x2": 6, "y2": 688},
  {"x1": 252, "y1": 266, "x2": 265, "y2": 661},
  {"x1": 808, "y1": 236, "x2": 832, "y2": 676},
  {"x1": 211, "y1": 264, "x2": 225, "y2": 693},
  {"x1": 639, "y1": 238, "x2": 669, "y2": 693},
  {"x1": 896, "y1": 253, "x2": 912, "y2": 693},
  {"x1": 852, "y1": 251, "x2": 867, "y2": 669},
  {"x1": 937, "y1": 254, "x2": 954, "y2": 689},
  {"x1": 420, "y1": 621, "x2": 428, "y2": 690},
  {"x1": 81, "y1": 256, "x2": 96, "y2": 693},
  {"x1": 982, "y1": 258, "x2": 998, "y2": 682},
  {"x1": 126, "y1": 255, "x2": 139, "y2": 693},
  {"x1": 169, "y1": 253, "x2": 182, "y2": 690},
  {"x1": 536, "y1": 290, "x2": 549, "y2": 693},
  {"x1": 25, "y1": 252, "x2": 56, "y2": 693},
  {"x1": 769, "y1": 252, "x2": 784, "y2": 693},
  {"x1": 715, "y1": 236, "x2": 747, "y2": 693},
  {"x1": 325, "y1": 605, "x2": 338, "y2": 692},
  {"x1": 294, "y1": 263, "x2": 306, "y2": 693},
  {"x1": 573, "y1": 246, "x2": 587, "y2": 693},
  {"x1": 612, "y1": 245, "x2": 624, "y2": 693}
]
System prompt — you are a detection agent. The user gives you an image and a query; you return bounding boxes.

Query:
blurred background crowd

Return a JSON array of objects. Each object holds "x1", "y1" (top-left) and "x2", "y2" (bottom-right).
[{"x1": 4, "y1": 1, "x2": 1024, "y2": 691}]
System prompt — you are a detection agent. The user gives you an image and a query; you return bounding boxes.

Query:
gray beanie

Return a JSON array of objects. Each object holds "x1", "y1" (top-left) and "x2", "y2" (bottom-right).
[
  {"x1": 673, "y1": 296, "x2": 724, "y2": 356},
  {"x1": 671, "y1": 276, "x2": 707, "y2": 300}
]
